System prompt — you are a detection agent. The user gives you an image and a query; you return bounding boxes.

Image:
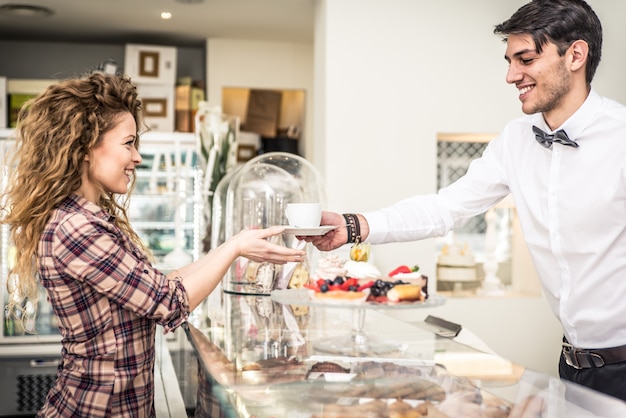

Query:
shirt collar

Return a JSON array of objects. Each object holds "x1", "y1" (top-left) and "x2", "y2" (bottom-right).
[
  {"x1": 532, "y1": 89, "x2": 602, "y2": 142},
  {"x1": 61, "y1": 194, "x2": 114, "y2": 222}
]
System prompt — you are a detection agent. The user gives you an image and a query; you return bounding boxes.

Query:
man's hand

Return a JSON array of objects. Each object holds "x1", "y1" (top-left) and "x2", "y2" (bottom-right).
[{"x1": 300, "y1": 211, "x2": 348, "y2": 251}]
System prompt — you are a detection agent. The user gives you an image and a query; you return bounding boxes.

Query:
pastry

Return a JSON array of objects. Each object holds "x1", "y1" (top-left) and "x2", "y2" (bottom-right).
[
  {"x1": 306, "y1": 361, "x2": 351, "y2": 379},
  {"x1": 335, "y1": 377, "x2": 446, "y2": 401},
  {"x1": 388, "y1": 399, "x2": 421, "y2": 418},
  {"x1": 313, "y1": 399, "x2": 387, "y2": 418},
  {"x1": 315, "y1": 254, "x2": 348, "y2": 280},
  {"x1": 288, "y1": 262, "x2": 309, "y2": 288},
  {"x1": 387, "y1": 284, "x2": 426, "y2": 302}
]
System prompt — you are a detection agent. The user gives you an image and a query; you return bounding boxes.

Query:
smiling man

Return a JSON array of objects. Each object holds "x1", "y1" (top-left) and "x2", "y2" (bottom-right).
[{"x1": 306, "y1": 0, "x2": 626, "y2": 402}]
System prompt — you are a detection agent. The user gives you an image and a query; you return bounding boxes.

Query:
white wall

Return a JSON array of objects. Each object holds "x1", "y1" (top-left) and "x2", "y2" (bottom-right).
[{"x1": 315, "y1": 0, "x2": 523, "y2": 279}]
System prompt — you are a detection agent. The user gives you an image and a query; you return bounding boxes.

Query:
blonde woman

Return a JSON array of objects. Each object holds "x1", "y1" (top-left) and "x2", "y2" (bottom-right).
[{"x1": 1, "y1": 72, "x2": 304, "y2": 417}]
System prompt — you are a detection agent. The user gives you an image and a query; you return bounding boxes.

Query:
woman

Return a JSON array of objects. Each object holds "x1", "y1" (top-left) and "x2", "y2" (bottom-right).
[{"x1": 1, "y1": 72, "x2": 305, "y2": 417}]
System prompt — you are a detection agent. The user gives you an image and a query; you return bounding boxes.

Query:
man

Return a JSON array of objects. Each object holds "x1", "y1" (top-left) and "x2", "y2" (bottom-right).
[{"x1": 306, "y1": 0, "x2": 626, "y2": 401}]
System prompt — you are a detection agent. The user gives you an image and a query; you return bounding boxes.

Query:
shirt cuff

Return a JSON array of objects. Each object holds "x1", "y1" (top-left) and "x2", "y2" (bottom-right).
[
  {"x1": 362, "y1": 211, "x2": 390, "y2": 244},
  {"x1": 161, "y1": 277, "x2": 190, "y2": 333}
]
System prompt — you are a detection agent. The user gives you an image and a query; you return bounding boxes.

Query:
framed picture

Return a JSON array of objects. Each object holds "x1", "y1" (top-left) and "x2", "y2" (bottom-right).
[
  {"x1": 244, "y1": 89, "x2": 282, "y2": 138},
  {"x1": 143, "y1": 98, "x2": 168, "y2": 118},
  {"x1": 124, "y1": 44, "x2": 177, "y2": 85},
  {"x1": 136, "y1": 83, "x2": 174, "y2": 132},
  {"x1": 139, "y1": 51, "x2": 160, "y2": 78}
]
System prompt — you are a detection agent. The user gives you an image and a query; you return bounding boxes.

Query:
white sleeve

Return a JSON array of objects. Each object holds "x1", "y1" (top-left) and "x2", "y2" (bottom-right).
[{"x1": 363, "y1": 136, "x2": 510, "y2": 244}]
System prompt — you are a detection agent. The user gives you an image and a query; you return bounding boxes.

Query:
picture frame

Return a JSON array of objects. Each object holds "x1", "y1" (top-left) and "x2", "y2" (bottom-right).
[
  {"x1": 124, "y1": 44, "x2": 177, "y2": 85},
  {"x1": 136, "y1": 83, "x2": 175, "y2": 132},
  {"x1": 139, "y1": 51, "x2": 160, "y2": 78},
  {"x1": 143, "y1": 98, "x2": 168, "y2": 118}
]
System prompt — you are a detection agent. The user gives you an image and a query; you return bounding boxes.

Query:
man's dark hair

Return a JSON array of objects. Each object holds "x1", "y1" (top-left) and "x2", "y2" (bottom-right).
[{"x1": 494, "y1": 0, "x2": 602, "y2": 84}]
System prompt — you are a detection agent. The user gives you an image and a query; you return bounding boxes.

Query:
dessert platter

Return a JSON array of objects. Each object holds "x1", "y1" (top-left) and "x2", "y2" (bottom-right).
[
  {"x1": 271, "y1": 257, "x2": 446, "y2": 356},
  {"x1": 270, "y1": 286, "x2": 446, "y2": 310}
]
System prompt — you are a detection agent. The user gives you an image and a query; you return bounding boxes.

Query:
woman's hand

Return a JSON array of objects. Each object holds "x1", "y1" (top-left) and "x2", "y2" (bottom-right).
[{"x1": 232, "y1": 225, "x2": 306, "y2": 264}]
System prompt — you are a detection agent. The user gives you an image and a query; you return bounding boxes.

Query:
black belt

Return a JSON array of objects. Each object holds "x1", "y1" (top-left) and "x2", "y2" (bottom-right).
[{"x1": 562, "y1": 340, "x2": 626, "y2": 369}]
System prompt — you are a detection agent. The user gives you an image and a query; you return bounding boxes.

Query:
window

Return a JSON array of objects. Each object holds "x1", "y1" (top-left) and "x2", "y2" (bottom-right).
[{"x1": 436, "y1": 133, "x2": 513, "y2": 292}]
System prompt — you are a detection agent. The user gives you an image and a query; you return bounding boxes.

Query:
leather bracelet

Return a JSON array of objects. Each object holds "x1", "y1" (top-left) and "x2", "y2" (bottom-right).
[
  {"x1": 342, "y1": 213, "x2": 360, "y2": 244},
  {"x1": 353, "y1": 214, "x2": 361, "y2": 243}
]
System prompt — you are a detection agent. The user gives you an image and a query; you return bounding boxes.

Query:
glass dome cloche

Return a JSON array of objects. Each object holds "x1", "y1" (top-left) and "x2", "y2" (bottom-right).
[{"x1": 222, "y1": 152, "x2": 327, "y2": 295}]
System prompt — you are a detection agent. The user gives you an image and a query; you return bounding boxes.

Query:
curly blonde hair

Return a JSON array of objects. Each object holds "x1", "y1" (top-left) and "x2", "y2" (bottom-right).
[{"x1": 1, "y1": 72, "x2": 151, "y2": 329}]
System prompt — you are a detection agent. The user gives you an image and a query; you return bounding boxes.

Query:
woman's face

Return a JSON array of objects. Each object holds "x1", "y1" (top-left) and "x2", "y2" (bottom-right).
[{"x1": 78, "y1": 112, "x2": 142, "y2": 202}]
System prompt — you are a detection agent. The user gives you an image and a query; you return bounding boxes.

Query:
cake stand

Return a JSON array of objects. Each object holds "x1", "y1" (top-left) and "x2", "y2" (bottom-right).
[{"x1": 270, "y1": 289, "x2": 446, "y2": 357}]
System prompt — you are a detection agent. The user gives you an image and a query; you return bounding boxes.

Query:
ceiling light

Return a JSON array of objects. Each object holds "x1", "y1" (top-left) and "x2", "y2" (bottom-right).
[
  {"x1": 161, "y1": 11, "x2": 173, "y2": 20},
  {"x1": 0, "y1": 4, "x2": 54, "y2": 18}
]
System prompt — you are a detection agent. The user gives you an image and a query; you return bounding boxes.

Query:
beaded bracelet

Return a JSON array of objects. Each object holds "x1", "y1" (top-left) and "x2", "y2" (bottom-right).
[{"x1": 342, "y1": 213, "x2": 361, "y2": 244}]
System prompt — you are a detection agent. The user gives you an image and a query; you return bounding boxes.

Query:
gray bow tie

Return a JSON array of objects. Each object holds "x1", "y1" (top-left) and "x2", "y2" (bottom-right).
[{"x1": 533, "y1": 126, "x2": 579, "y2": 148}]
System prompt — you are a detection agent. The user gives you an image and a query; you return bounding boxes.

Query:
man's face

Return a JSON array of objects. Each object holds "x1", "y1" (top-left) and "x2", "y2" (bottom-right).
[{"x1": 504, "y1": 34, "x2": 571, "y2": 116}]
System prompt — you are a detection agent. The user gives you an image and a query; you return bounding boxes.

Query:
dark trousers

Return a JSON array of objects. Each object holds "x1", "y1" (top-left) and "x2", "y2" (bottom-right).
[{"x1": 559, "y1": 351, "x2": 626, "y2": 401}]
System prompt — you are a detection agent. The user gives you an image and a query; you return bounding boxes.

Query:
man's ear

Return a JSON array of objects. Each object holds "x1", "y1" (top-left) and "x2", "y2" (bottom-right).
[{"x1": 569, "y1": 39, "x2": 588, "y2": 73}]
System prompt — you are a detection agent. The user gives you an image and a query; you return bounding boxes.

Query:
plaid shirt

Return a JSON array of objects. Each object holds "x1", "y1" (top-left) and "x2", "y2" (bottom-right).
[{"x1": 36, "y1": 194, "x2": 189, "y2": 417}]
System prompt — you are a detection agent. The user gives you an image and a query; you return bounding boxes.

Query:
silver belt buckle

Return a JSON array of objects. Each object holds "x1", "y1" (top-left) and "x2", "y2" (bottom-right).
[
  {"x1": 562, "y1": 343, "x2": 605, "y2": 369},
  {"x1": 562, "y1": 344, "x2": 581, "y2": 369}
]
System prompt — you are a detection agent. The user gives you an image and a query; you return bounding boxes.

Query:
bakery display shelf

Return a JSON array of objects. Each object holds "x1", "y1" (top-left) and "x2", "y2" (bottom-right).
[
  {"x1": 271, "y1": 289, "x2": 446, "y2": 356},
  {"x1": 130, "y1": 221, "x2": 195, "y2": 230},
  {"x1": 184, "y1": 313, "x2": 626, "y2": 418},
  {"x1": 184, "y1": 321, "x2": 529, "y2": 418},
  {"x1": 270, "y1": 288, "x2": 446, "y2": 310},
  {"x1": 184, "y1": 322, "x2": 509, "y2": 418}
]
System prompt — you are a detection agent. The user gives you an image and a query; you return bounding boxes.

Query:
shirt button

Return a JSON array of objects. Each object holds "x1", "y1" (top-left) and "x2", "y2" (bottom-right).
[{"x1": 143, "y1": 269, "x2": 149, "y2": 274}]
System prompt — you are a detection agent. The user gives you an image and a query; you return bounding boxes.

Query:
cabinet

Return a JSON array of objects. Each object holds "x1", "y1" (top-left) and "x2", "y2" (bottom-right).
[
  {"x1": 1, "y1": 131, "x2": 204, "y2": 346},
  {"x1": 0, "y1": 130, "x2": 198, "y2": 415},
  {"x1": 129, "y1": 131, "x2": 204, "y2": 269}
]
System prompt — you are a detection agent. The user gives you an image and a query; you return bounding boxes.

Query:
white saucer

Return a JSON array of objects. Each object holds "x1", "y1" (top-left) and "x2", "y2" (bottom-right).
[{"x1": 282, "y1": 225, "x2": 337, "y2": 236}]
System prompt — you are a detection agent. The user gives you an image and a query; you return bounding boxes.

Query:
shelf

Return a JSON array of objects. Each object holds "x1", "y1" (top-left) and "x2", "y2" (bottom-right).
[{"x1": 132, "y1": 221, "x2": 196, "y2": 229}]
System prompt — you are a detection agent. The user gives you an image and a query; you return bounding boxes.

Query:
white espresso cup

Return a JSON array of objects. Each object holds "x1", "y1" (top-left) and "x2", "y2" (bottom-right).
[{"x1": 285, "y1": 203, "x2": 322, "y2": 227}]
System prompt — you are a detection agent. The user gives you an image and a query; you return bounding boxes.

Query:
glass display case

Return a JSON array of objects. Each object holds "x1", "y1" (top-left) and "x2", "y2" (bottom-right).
[
  {"x1": 221, "y1": 152, "x2": 327, "y2": 296},
  {"x1": 185, "y1": 293, "x2": 626, "y2": 418},
  {"x1": 0, "y1": 137, "x2": 61, "y2": 344}
]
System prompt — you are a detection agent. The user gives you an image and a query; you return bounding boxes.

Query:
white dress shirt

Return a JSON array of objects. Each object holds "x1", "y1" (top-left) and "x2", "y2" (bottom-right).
[{"x1": 364, "y1": 89, "x2": 626, "y2": 349}]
